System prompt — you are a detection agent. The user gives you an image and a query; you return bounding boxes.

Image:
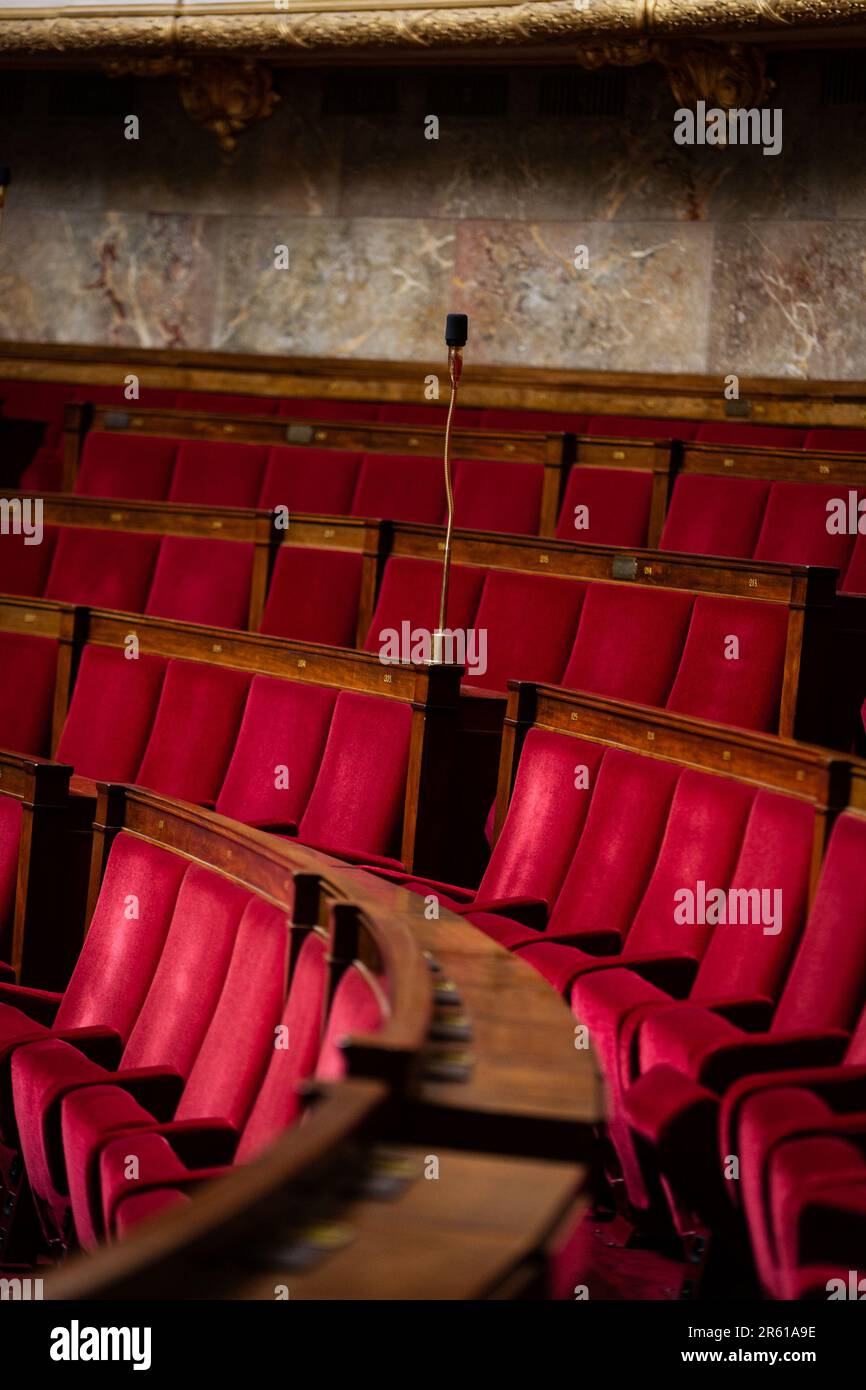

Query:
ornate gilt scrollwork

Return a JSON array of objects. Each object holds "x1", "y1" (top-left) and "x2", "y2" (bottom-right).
[
  {"x1": 658, "y1": 41, "x2": 773, "y2": 109},
  {"x1": 106, "y1": 56, "x2": 279, "y2": 154}
]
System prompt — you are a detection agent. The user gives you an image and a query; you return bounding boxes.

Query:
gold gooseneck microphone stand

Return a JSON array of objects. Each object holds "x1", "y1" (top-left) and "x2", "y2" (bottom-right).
[{"x1": 433, "y1": 314, "x2": 467, "y2": 665}]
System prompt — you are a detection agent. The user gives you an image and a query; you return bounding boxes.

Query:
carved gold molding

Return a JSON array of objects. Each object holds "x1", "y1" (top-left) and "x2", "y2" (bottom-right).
[
  {"x1": 107, "y1": 54, "x2": 279, "y2": 152},
  {"x1": 660, "y1": 41, "x2": 773, "y2": 109}
]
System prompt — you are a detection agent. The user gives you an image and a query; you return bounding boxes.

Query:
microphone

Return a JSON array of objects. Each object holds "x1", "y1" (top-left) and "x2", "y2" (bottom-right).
[{"x1": 433, "y1": 312, "x2": 469, "y2": 665}]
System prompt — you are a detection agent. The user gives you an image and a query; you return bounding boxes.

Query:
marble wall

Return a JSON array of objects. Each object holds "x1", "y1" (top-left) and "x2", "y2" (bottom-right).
[{"x1": 1, "y1": 54, "x2": 865, "y2": 377}]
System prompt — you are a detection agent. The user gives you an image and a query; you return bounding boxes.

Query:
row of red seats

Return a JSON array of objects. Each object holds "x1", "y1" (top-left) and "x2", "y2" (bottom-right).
[{"x1": 0, "y1": 830, "x2": 384, "y2": 1256}]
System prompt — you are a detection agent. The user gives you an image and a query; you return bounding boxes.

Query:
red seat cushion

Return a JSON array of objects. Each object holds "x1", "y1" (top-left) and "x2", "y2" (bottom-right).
[
  {"x1": 694, "y1": 423, "x2": 806, "y2": 448},
  {"x1": 555, "y1": 467, "x2": 653, "y2": 546},
  {"x1": 586, "y1": 415, "x2": 699, "y2": 441},
  {"x1": 260, "y1": 547, "x2": 363, "y2": 646},
  {"x1": 173, "y1": 392, "x2": 277, "y2": 415},
  {"x1": 75, "y1": 433, "x2": 177, "y2": 502},
  {"x1": 351, "y1": 454, "x2": 446, "y2": 524},
  {"x1": 0, "y1": 633, "x2": 58, "y2": 756},
  {"x1": 145, "y1": 537, "x2": 254, "y2": 630},
  {"x1": 135, "y1": 659, "x2": 252, "y2": 804},
  {"x1": 363, "y1": 556, "x2": 485, "y2": 653},
  {"x1": 665, "y1": 595, "x2": 788, "y2": 733},
  {"x1": 660, "y1": 475, "x2": 770, "y2": 559},
  {"x1": 463, "y1": 571, "x2": 586, "y2": 692},
  {"x1": 315, "y1": 966, "x2": 384, "y2": 1081},
  {"x1": 43, "y1": 528, "x2": 160, "y2": 610},
  {"x1": 562, "y1": 585, "x2": 693, "y2": 705},
  {"x1": 753, "y1": 481, "x2": 858, "y2": 576},
  {"x1": 56, "y1": 645, "x2": 168, "y2": 781},
  {"x1": 480, "y1": 409, "x2": 586, "y2": 434},
  {"x1": 803, "y1": 429, "x2": 866, "y2": 452},
  {"x1": 278, "y1": 398, "x2": 380, "y2": 422},
  {"x1": 168, "y1": 441, "x2": 268, "y2": 508},
  {"x1": 377, "y1": 404, "x2": 483, "y2": 428},
  {"x1": 0, "y1": 525, "x2": 58, "y2": 596},
  {"x1": 258, "y1": 446, "x2": 362, "y2": 515},
  {"x1": 452, "y1": 458, "x2": 543, "y2": 535}
]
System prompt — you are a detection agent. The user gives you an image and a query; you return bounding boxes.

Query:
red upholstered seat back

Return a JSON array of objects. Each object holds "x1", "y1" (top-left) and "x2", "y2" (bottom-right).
[
  {"x1": 548, "y1": 750, "x2": 680, "y2": 938},
  {"x1": 803, "y1": 429, "x2": 866, "y2": 452},
  {"x1": 377, "y1": 404, "x2": 483, "y2": 428},
  {"x1": 298, "y1": 691, "x2": 413, "y2": 858},
  {"x1": 74, "y1": 386, "x2": 177, "y2": 411},
  {"x1": 57, "y1": 645, "x2": 168, "y2": 781},
  {"x1": 176, "y1": 897, "x2": 290, "y2": 1130},
  {"x1": 586, "y1": 415, "x2": 699, "y2": 441},
  {"x1": 236, "y1": 931, "x2": 327, "y2": 1160},
  {"x1": 841, "y1": 533, "x2": 866, "y2": 594},
  {"x1": 452, "y1": 458, "x2": 544, "y2": 535},
  {"x1": 44, "y1": 528, "x2": 160, "y2": 610},
  {"x1": 119, "y1": 866, "x2": 250, "y2": 1075},
  {"x1": 481, "y1": 732, "x2": 606, "y2": 907},
  {"x1": 315, "y1": 966, "x2": 386, "y2": 1082},
  {"x1": 694, "y1": 423, "x2": 806, "y2": 448},
  {"x1": 260, "y1": 546, "x2": 363, "y2": 646},
  {"x1": 463, "y1": 571, "x2": 586, "y2": 692},
  {"x1": 623, "y1": 770, "x2": 755, "y2": 959},
  {"x1": 351, "y1": 454, "x2": 446, "y2": 524},
  {"x1": 145, "y1": 537, "x2": 253, "y2": 630},
  {"x1": 75, "y1": 432, "x2": 177, "y2": 501},
  {"x1": 169, "y1": 441, "x2": 269, "y2": 508},
  {"x1": 0, "y1": 633, "x2": 58, "y2": 756},
  {"x1": 363, "y1": 556, "x2": 485, "y2": 654},
  {"x1": 135, "y1": 659, "x2": 252, "y2": 804},
  {"x1": 562, "y1": 585, "x2": 694, "y2": 705},
  {"x1": 665, "y1": 595, "x2": 788, "y2": 733},
  {"x1": 660, "y1": 475, "x2": 771, "y2": 559},
  {"x1": 258, "y1": 446, "x2": 362, "y2": 515},
  {"x1": 555, "y1": 467, "x2": 653, "y2": 546},
  {"x1": 0, "y1": 526, "x2": 58, "y2": 596},
  {"x1": 772, "y1": 813, "x2": 866, "y2": 1036},
  {"x1": 0, "y1": 380, "x2": 68, "y2": 426},
  {"x1": 216, "y1": 675, "x2": 337, "y2": 828},
  {"x1": 0, "y1": 796, "x2": 23, "y2": 956},
  {"x1": 18, "y1": 448, "x2": 62, "y2": 493},
  {"x1": 173, "y1": 392, "x2": 277, "y2": 415},
  {"x1": 278, "y1": 398, "x2": 380, "y2": 422},
  {"x1": 691, "y1": 791, "x2": 815, "y2": 1002},
  {"x1": 753, "y1": 481, "x2": 858, "y2": 575},
  {"x1": 480, "y1": 408, "x2": 586, "y2": 434},
  {"x1": 55, "y1": 833, "x2": 186, "y2": 1036}
]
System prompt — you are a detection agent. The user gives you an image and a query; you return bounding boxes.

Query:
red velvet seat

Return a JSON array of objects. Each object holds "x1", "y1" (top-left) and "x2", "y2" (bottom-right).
[
  {"x1": 803, "y1": 429, "x2": 866, "y2": 452},
  {"x1": 555, "y1": 467, "x2": 653, "y2": 546},
  {"x1": 377, "y1": 404, "x2": 483, "y2": 428},
  {"x1": 278, "y1": 398, "x2": 380, "y2": 422},
  {"x1": 73, "y1": 386, "x2": 177, "y2": 411},
  {"x1": 43, "y1": 528, "x2": 160, "y2": 611},
  {"x1": 258, "y1": 446, "x2": 362, "y2": 516},
  {"x1": 297, "y1": 691, "x2": 413, "y2": 862},
  {"x1": 0, "y1": 381, "x2": 68, "y2": 427},
  {"x1": 586, "y1": 415, "x2": 699, "y2": 441},
  {"x1": 0, "y1": 526, "x2": 58, "y2": 596},
  {"x1": 56, "y1": 646, "x2": 168, "y2": 782},
  {"x1": 665, "y1": 595, "x2": 788, "y2": 733},
  {"x1": 479, "y1": 409, "x2": 586, "y2": 434},
  {"x1": 260, "y1": 546, "x2": 363, "y2": 646},
  {"x1": 168, "y1": 441, "x2": 269, "y2": 509},
  {"x1": 315, "y1": 964, "x2": 385, "y2": 1081},
  {"x1": 561, "y1": 585, "x2": 694, "y2": 706},
  {"x1": 0, "y1": 633, "x2": 58, "y2": 756},
  {"x1": 173, "y1": 392, "x2": 278, "y2": 415},
  {"x1": 145, "y1": 537, "x2": 254, "y2": 630},
  {"x1": 18, "y1": 448, "x2": 63, "y2": 493},
  {"x1": 74, "y1": 432, "x2": 177, "y2": 502},
  {"x1": 62, "y1": 894, "x2": 289, "y2": 1248},
  {"x1": 135, "y1": 659, "x2": 252, "y2": 805},
  {"x1": 452, "y1": 458, "x2": 544, "y2": 535},
  {"x1": 12, "y1": 863, "x2": 250, "y2": 1246},
  {"x1": 752, "y1": 481, "x2": 858, "y2": 577},
  {"x1": 215, "y1": 675, "x2": 337, "y2": 830},
  {"x1": 660, "y1": 475, "x2": 771, "y2": 559},
  {"x1": 694, "y1": 423, "x2": 806, "y2": 448},
  {"x1": 363, "y1": 556, "x2": 485, "y2": 656},
  {"x1": 351, "y1": 454, "x2": 446, "y2": 525},
  {"x1": 463, "y1": 571, "x2": 586, "y2": 693}
]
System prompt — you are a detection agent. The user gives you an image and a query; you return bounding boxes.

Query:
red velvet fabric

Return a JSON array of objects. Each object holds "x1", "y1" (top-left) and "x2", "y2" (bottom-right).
[
  {"x1": 75, "y1": 433, "x2": 177, "y2": 502},
  {"x1": 145, "y1": 537, "x2": 253, "y2": 630},
  {"x1": 278, "y1": 398, "x2": 380, "y2": 422},
  {"x1": 586, "y1": 415, "x2": 699, "y2": 441},
  {"x1": 44, "y1": 528, "x2": 160, "y2": 610},
  {"x1": 0, "y1": 381, "x2": 69, "y2": 425},
  {"x1": 315, "y1": 966, "x2": 385, "y2": 1081},
  {"x1": 463, "y1": 571, "x2": 585, "y2": 692},
  {"x1": 363, "y1": 556, "x2": 485, "y2": 653},
  {"x1": 480, "y1": 409, "x2": 587, "y2": 434},
  {"x1": 694, "y1": 423, "x2": 806, "y2": 448},
  {"x1": 562, "y1": 585, "x2": 694, "y2": 706},
  {"x1": 753, "y1": 481, "x2": 858, "y2": 576},
  {"x1": 168, "y1": 441, "x2": 269, "y2": 509},
  {"x1": 351, "y1": 453, "x2": 446, "y2": 524},
  {"x1": 0, "y1": 525, "x2": 58, "y2": 596},
  {"x1": 136, "y1": 659, "x2": 252, "y2": 804},
  {"x1": 298, "y1": 692, "x2": 413, "y2": 859},
  {"x1": 555, "y1": 467, "x2": 653, "y2": 546},
  {"x1": 215, "y1": 675, "x2": 337, "y2": 828},
  {"x1": 660, "y1": 475, "x2": 770, "y2": 559},
  {"x1": 260, "y1": 546, "x2": 363, "y2": 646},
  {"x1": 57, "y1": 645, "x2": 168, "y2": 781},
  {"x1": 377, "y1": 404, "x2": 483, "y2": 428},
  {"x1": 19, "y1": 448, "x2": 63, "y2": 493},
  {"x1": 803, "y1": 429, "x2": 866, "y2": 452},
  {"x1": 452, "y1": 458, "x2": 544, "y2": 535},
  {"x1": 666, "y1": 595, "x2": 788, "y2": 733},
  {"x1": 0, "y1": 633, "x2": 58, "y2": 756},
  {"x1": 173, "y1": 392, "x2": 278, "y2": 415},
  {"x1": 258, "y1": 446, "x2": 362, "y2": 516}
]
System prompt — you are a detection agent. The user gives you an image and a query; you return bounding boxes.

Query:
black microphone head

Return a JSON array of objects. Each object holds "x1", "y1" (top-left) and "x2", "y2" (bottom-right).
[
  {"x1": 0, "y1": 167, "x2": 10, "y2": 188},
  {"x1": 445, "y1": 313, "x2": 468, "y2": 348}
]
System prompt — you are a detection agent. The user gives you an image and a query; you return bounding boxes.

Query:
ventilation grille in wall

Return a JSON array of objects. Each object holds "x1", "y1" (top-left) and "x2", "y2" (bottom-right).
[
  {"x1": 322, "y1": 71, "x2": 400, "y2": 117},
  {"x1": 820, "y1": 52, "x2": 866, "y2": 105},
  {"x1": 537, "y1": 68, "x2": 627, "y2": 118},
  {"x1": 46, "y1": 70, "x2": 139, "y2": 117},
  {"x1": 426, "y1": 70, "x2": 510, "y2": 118}
]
